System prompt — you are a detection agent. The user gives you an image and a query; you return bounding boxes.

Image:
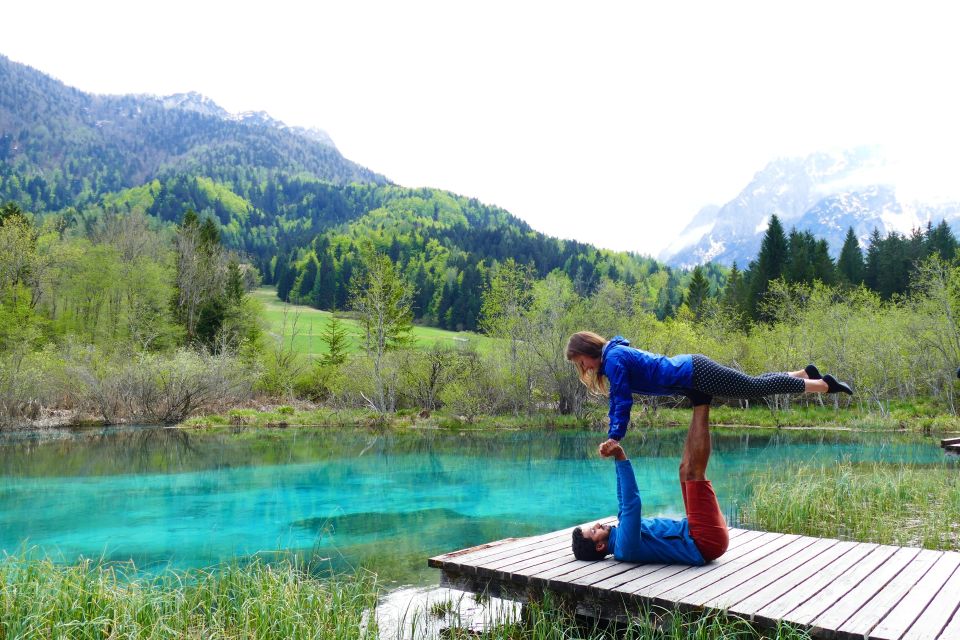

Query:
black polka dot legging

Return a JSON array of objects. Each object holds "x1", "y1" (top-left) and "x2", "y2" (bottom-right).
[{"x1": 686, "y1": 354, "x2": 805, "y2": 405}]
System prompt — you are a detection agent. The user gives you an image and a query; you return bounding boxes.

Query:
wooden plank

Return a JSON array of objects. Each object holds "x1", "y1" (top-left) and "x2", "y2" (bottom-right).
[
  {"x1": 433, "y1": 516, "x2": 616, "y2": 569},
  {"x1": 611, "y1": 530, "x2": 774, "y2": 597},
  {"x1": 589, "y1": 560, "x2": 677, "y2": 591},
  {"x1": 752, "y1": 541, "x2": 880, "y2": 624},
  {"x1": 934, "y1": 606, "x2": 960, "y2": 640},
  {"x1": 485, "y1": 551, "x2": 576, "y2": 583},
  {"x1": 871, "y1": 552, "x2": 960, "y2": 640},
  {"x1": 784, "y1": 544, "x2": 903, "y2": 627},
  {"x1": 431, "y1": 515, "x2": 615, "y2": 565},
  {"x1": 551, "y1": 559, "x2": 629, "y2": 585},
  {"x1": 523, "y1": 526, "x2": 749, "y2": 591},
  {"x1": 900, "y1": 557, "x2": 960, "y2": 640},
  {"x1": 568, "y1": 561, "x2": 641, "y2": 589},
  {"x1": 482, "y1": 539, "x2": 571, "y2": 571},
  {"x1": 509, "y1": 552, "x2": 586, "y2": 579},
  {"x1": 624, "y1": 530, "x2": 782, "y2": 598},
  {"x1": 939, "y1": 437, "x2": 960, "y2": 447},
  {"x1": 652, "y1": 533, "x2": 803, "y2": 605},
  {"x1": 834, "y1": 548, "x2": 938, "y2": 639},
  {"x1": 706, "y1": 537, "x2": 840, "y2": 612},
  {"x1": 585, "y1": 527, "x2": 754, "y2": 593},
  {"x1": 729, "y1": 539, "x2": 859, "y2": 619},
  {"x1": 686, "y1": 535, "x2": 823, "y2": 609}
]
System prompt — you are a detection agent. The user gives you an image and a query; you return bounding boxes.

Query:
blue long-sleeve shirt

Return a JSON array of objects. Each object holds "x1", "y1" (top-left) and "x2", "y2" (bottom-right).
[
  {"x1": 607, "y1": 459, "x2": 705, "y2": 566},
  {"x1": 602, "y1": 337, "x2": 694, "y2": 440}
]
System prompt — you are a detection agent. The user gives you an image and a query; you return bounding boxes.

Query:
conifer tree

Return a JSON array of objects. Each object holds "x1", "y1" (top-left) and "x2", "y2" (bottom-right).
[
  {"x1": 293, "y1": 256, "x2": 318, "y2": 303},
  {"x1": 864, "y1": 228, "x2": 883, "y2": 291},
  {"x1": 722, "y1": 261, "x2": 746, "y2": 313},
  {"x1": 747, "y1": 214, "x2": 788, "y2": 319},
  {"x1": 926, "y1": 220, "x2": 957, "y2": 261},
  {"x1": 837, "y1": 227, "x2": 865, "y2": 285},
  {"x1": 685, "y1": 265, "x2": 710, "y2": 320},
  {"x1": 319, "y1": 313, "x2": 349, "y2": 366}
]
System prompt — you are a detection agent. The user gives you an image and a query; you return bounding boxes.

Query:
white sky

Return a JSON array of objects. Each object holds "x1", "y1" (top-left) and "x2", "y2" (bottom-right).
[{"x1": 5, "y1": 1, "x2": 960, "y2": 257}]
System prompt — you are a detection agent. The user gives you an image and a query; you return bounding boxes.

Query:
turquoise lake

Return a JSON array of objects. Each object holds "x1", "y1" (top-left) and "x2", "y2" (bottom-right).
[{"x1": 0, "y1": 425, "x2": 948, "y2": 585}]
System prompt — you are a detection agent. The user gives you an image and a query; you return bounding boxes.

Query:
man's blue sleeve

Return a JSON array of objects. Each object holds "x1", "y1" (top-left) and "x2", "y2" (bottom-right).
[
  {"x1": 615, "y1": 459, "x2": 641, "y2": 518},
  {"x1": 607, "y1": 362, "x2": 632, "y2": 440}
]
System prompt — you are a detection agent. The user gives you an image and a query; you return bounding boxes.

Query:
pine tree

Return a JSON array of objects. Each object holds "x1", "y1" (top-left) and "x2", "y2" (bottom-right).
[
  {"x1": 293, "y1": 256, "x2": 318, "y2": 303},
  {"x1": 276, "y1": 255, "x2": 297, "y2": 302},
  {"x1": 811, "y1": 238, "x2": 835, "y2": 285},
  {"x1": 319, "y1": 313, "x2": 349, "y2": 366},
  {"x1": 837, "y1": 227, "x2": 865, "y2": 285},
  {"x1": 722, "y1": 262, "x2": 745, "y2": 313},
  {"x1": 747, "y1": 214, "x2": 788, "y2": 319},
  {"x1": 864, "y1": 228, "x2": 883, "y2": 291},
  {"x1": 685, "y1": 265, "x2": 710, "y2": 320},
  {"x1": 926, "y1": 219, "x2": 957, "y2": 261},
  {"x1": 311, "y1": 253, "x2": 336, "y2": 309}
]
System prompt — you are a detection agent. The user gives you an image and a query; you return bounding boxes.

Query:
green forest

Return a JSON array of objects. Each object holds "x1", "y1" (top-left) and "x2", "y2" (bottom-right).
[{"x1": 4, "y1": 52, "x2": 960, "y2": 430}]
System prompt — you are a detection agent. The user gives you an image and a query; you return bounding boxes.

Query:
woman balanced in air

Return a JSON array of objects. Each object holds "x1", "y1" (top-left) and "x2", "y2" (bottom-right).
[{"x1": 565, "y1": 331, "x2": 852, "y2": 451}]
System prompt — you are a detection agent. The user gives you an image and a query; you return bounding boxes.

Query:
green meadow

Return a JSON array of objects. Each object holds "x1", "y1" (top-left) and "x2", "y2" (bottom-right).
[{"x1": 253, "y1": 287, "x2": 497, "y2": 358}]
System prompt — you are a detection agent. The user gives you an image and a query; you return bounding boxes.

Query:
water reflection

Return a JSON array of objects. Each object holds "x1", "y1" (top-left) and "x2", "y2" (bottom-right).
[{"x1": 0, "y1": 425, "x2": 948, "y2": 585}]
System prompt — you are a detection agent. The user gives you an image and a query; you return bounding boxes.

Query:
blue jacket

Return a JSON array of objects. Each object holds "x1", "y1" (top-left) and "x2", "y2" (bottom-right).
[
  {"x1": 602, "y1": 336, "x2": 694, "y2": 440},
  {"x1": 607, "y1": 459, "x2": 705, "y2": 566}
]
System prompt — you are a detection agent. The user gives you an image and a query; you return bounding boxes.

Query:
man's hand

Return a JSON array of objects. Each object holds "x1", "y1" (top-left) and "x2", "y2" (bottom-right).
[{"x1": 598, "y1": 438, "x2": 622, "y2": 458}]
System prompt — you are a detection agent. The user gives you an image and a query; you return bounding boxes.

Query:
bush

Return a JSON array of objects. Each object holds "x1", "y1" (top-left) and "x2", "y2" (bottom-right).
[{"x1": 68, "y1": 347, "x2": 258, "y2": 424}]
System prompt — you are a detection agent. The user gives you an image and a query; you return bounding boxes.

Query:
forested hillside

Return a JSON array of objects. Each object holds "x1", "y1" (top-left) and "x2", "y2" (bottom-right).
[
  {"x1": 0, "y1": 54, "x2": 718, "y2": 329},
  {"x1": 0, "y1": 54, "x2": 387, "y2": 214}
]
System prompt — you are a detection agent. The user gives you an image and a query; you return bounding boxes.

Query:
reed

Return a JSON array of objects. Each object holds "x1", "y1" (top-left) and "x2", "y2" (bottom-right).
[
  {"x1": 0, "y1": 556, "x2": 378, "y2": 639},
  {"x1": 740, "y1": 459, "x2": 960, "y2": 549}
]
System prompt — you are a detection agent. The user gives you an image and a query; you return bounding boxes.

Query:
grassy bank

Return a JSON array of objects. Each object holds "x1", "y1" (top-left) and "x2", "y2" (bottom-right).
[
  {"x1": 0, "y1": 554, "x2": 811, "y2": 640},
  {"x1": 181, "y1": 398, "x2": 960, "y2": 435},
  {"x1": 740, "y1": 459, "x2": 960, "y2": 549}
]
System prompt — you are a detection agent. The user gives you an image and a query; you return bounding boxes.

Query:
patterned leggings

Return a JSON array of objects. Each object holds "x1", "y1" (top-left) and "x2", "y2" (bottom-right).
[{"x1": 684, "y1": 355, "x2": 806, "y2": 405}]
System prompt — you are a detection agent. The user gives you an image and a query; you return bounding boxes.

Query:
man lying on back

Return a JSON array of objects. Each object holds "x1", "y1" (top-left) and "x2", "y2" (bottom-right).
[{"x1": 572, "y1": 405, "x2": 729, "y2": 565}]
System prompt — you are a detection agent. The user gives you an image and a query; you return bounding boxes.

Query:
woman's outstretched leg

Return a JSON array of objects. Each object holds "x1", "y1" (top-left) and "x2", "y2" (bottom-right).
[{"x1": 691, "y1": 355, "x2": 851, "y2": 398}]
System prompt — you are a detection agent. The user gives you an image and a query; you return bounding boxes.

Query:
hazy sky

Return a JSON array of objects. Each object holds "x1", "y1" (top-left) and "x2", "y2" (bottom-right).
[{"x1": 5, "y1": 1, "x2": 960, "y2": 257}]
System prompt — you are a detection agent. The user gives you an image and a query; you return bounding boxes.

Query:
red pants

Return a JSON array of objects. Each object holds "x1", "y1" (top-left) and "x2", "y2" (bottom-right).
[{"x1": 681, "y1": 480, "x2": 729, "y2": 561}]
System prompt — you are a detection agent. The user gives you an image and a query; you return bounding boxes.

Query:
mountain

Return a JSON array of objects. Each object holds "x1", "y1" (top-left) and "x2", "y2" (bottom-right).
[
  {"x1": 0, "y1": 54, "x2": 386, "y2": 213},
  {"x1": 0, "y1": 54, "x2": 708, "y2": 329},
  {"x1": 660, "y1": 147, "x2": 960, "y2": 267}
]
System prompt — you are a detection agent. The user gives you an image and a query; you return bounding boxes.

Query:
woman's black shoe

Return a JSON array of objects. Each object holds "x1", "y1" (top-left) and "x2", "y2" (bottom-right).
[
  {"x1": 805, "y1": 364, "x2": 822, "y2": 380},
  {"x1": 823, "y1": 374, "x2": 853, "y2": 395}
]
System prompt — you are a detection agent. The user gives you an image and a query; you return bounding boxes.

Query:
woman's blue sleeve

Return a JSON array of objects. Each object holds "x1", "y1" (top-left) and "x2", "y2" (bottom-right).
[{"x1": 607, "y1": 362, "x2": 632, "y2": 440}]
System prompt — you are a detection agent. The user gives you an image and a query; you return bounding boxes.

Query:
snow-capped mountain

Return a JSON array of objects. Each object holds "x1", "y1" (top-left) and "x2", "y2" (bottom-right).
[
  {"x1": 156, "y1": 92, "x2": 337, "y2": 149},
  {"x1": 659, "y1": 147, "x2": 960, "y2": 267}
]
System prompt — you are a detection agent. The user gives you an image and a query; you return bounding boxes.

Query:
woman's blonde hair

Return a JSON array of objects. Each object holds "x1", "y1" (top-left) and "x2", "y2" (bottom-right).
[{"x1": 565, "y1": 331, "x2": 608, "y2": 395}]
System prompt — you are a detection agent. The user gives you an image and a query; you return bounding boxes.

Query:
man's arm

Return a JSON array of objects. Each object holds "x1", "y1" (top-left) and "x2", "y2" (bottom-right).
[{"x1": 607, "y1": 443, "x2": 641, "y2": 518}]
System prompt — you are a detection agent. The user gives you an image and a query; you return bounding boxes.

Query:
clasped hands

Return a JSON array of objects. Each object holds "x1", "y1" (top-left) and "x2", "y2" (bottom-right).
[{"x1": 598, "y1": 438, "x2": 624, "y2": 460}]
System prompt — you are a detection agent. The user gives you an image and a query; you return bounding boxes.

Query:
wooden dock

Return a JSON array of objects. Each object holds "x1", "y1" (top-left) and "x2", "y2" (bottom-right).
[
  {"x1": 429, "y1": 520, "x2": 960, "y2": 639},
  {"x1": 940, "y1": 437, "x2": 960, "y2": 454}
]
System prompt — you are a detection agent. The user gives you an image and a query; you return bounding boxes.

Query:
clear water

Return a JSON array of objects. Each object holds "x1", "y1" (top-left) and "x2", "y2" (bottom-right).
[{"x1": 0, "y1": 425, "x2": 946, "y2": 585}]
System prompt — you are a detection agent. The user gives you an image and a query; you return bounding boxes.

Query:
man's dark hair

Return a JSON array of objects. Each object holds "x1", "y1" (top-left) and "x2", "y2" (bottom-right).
[{"x1": 572, "y1": 527, "x2": 607, "y2": 561}]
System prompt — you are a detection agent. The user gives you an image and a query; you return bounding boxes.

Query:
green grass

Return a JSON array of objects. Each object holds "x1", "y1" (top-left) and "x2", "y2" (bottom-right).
[
  {"x1": 185, "y1": 399, "x2": 960, "y2": 436},
  {"x1": 740, "y1": 459, "x2": 960, "y2": 549},
  {"x1": 253, "y1": 287, "x2": 497, "y2": 357},
  {"x1": 642, "y1": 399, "x2": 960, "y2": 433},
  {"x1": 0, "y1": 553, "x2": 811, "y2": 640},
  {"x1": 0, "y1": 555, "x2": 378, "y2": 639}
]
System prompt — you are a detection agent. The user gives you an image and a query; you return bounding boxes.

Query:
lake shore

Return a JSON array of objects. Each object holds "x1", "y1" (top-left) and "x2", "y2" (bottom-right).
[{"x1": 6, "y1": 399, "x2": 960, "y2": 436}]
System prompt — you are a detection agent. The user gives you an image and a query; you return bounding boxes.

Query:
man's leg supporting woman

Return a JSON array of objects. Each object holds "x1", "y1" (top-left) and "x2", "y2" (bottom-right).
[{"x1": 679, "y1": 404, "x2": 729, "y2": 561}]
